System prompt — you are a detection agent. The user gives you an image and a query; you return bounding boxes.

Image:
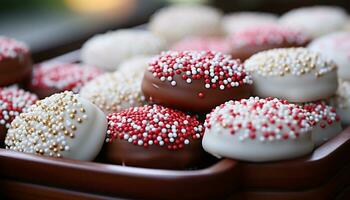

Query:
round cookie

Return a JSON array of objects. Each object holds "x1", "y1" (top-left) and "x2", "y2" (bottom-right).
[
  {"x1": 230, "y1": 25, "x2": 310, "y2": 61},
  {"x1": 0, "y1": 36, "x2": 32, "y2": 86},
  {"x1": 142, "y1": 51, "x2": 253, "y2": 113},
  {"x1": 171, "y1": 37, "x2": 231, "y2": 54},
  {"x1": 105, "y1": 104, "x2": 205, "y2": 169},
  {"x1": 279, "y1": 6, "x2": 348, "y2": 38},
  {"x1": 81, "y1": 29, "x2": 166, "y2": 71},
  {"x1": 308, "y1": 32, "x2": 350, "y2": 80},
  {"x1": 5, "y1": 91, "x2": 107, "y2": 161},
  {"x1": 222, "y1": 12, "x2": 278, "y2": 34},
  {"x1": 149, "y1": 5, "x2": 222, "y2": 44},
  {"x1": 28, "y1": 62, "x2": 103, "y2": 98},
  {"x1": 302, "y1": 102, "x2": 341, "y2": 146},
  {"x1": 80, "y1": 72, "x2": 145, "y2": 114},
  {"x1": 334, "y1": 80, "x2": 350, "y2": 125},
  {"x1": 244, "y1": 48, "x2": 338, "y2": 103},
  {"x1": 0, "y1": 87, "x2": 38, "y2": 147},
  {"x1": 202, "y1": 97, "x2": 314, "y2": 162},
  {"x1": 118, "y1": 55, "x2": 154, "y2": 78}
]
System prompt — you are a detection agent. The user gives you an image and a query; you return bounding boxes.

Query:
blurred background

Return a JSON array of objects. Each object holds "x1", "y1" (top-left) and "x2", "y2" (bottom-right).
[{"x1": 0, "y1": 0, "x2": 349, "y2": 61}]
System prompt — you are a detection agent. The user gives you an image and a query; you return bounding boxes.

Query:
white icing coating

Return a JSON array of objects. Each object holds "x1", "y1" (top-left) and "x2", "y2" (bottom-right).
[
  {"x1": 149, "y1": 5, "x2": 222, "y2": 44},
  {"x1": 245, "y1": 48, "x2": 338, "y2": 102},
  {"x1": 203, "y1": 130, "x2": 313, "y2": 162},
  {"x1": 81, "y1": 30, "x2": 166, "y2": 71},
  {"x1": 5, "y1": 91, "x2": 107, "y2": 161},
  {"x1": 222, "y1": 12, "x2": 278, "y2": 34},
  {"x1": 251, "y1": 72, "x2": 338, "y2": 102},
  {"x1": 344, "y1": 19, "x2": 350, "y2": 32},
  {"x1": 335, "y1": 107, "x2": 350, "y2": 125},
  {"x1": 202, "y1": 97, "x2": 314, "y2": 162},
  {"x1": 308, "y1": 32, "x2": 350, "y2": 80},
  {"x1": 334, "y1": 80, "x2": 350, "y2": 125},
  {"x1": 302, "y1": 102, "x2": 342, "y2": 147},
  {"x1": 311, "y1": 122, "x2": 342, "y2": 147},
  {"x1": 118, "y1": 55, "x2": 154, "y2": 78},
  {"x1": 279, "y1": 6, "x2": 348, "y2": 38},
  {"x1": 79, "y1": 72, "x2": 145, "y2": 114}
]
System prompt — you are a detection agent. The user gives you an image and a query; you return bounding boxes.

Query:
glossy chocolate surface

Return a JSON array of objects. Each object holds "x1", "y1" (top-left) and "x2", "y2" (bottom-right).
[
  {"x1": 142, "y1": 70, "x2": 252, "y2": 114},
  {"x1": 0, "y1": 53, "x2": 32, "y2": 87},
  {"x1": 27, "y1": 85, "x2": 61, "y2": 99},
  {"x1": 103, "y1": 139, "x2": 206, "y2": 169},
  {"x1": 230, "y1": 41, "x2": 309, "y2": 61}
]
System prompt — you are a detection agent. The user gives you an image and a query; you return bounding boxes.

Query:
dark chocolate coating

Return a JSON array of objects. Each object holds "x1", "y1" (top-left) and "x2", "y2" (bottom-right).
[
  {"x1": 104, "y1": 139, "x2": 206, "y2": 169},
  {"x1": 0, "y1": 52, "x2": 32, "y2": 87},
  {"x1": 27, "y1": 85, "x2": 62, "y2": 99},
  {"x1": 142, "y1": 70, "x2": 252, "y2": 114},
  {"x1": 230, "y1": 41, "x2": 310, "y2": 61},
  {"x1": 0, "y1": 124, "x2": 6, "y2": 148}
]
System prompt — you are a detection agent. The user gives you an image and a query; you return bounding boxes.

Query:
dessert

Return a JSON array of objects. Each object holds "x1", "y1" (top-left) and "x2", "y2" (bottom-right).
[
  {"x1": 222, "y1": 12, "x2": 278, "y2": 34},
  {"x1": 81, "y1": 29, "x2": 166, "y2": 71},
  {"x1": 118, "y1": 55, "x2": 154, "y2": 79},
  {"x1": 142, "y1": 51, "x2": 253, "y2": 113},
  {"x1": 334, "y1": 80, "x2": 350, "y2": 125},
  {"x1": 244, "y1": 48, "x2": 338, "y2": 102},
  {"x1": 149, "y1": 5, "x2": 222, "y2": 44},
  {"x1": 308, "y1": 32, "x2": 350, "y2": 80},
  {"x1": 0, "y1": 87, "x2": 38, "y2": 147},
  {"x1": 5, "y1": 91, "x2": 107, "y2": 161},
  {"x1": 0, "y1": 36, "x2": 32, "y2": 86},
  {"x1": 80, "y1": 72, "x2": 145, "y2": 114},
  {"x1": 105, "y1": 104, "x2": 205, "y2": 169},
  {"x1": 171, "y1": 37, "x2": 231, "y2": 54},
  {"x1": 229, "y1": 25, "x2": 310, "y2": 61},
  {"x1": 279, "y1": 6, "x2": 348, "y2": 38},
  {"x1": 302, "y1": 102, "x2": 341, "y2": 146},
  {"x1": 28, "y1": 62, "x2": 103, "y2": 98},
  {"x1": 202, "y1": 97, "x2": 314, "y2": 162}
]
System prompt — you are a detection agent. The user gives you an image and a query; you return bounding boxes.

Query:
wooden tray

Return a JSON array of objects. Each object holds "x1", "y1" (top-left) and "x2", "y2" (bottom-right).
[
  {"x1": 1, "y1": 50, "x2": 350, "y2": 200},
  {"x1": 1, "y1": 127, "x2": 350, "y2": 200}
]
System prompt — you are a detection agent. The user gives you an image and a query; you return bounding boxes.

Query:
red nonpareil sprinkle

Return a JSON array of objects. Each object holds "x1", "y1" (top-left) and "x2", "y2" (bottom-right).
[
  {"x1": 106, "y1": 105, "x2": 204, "y2": 150},
  {"x1": 198, "y1": 92, "x2": 205, "y2": 98},
  {"x1": 148, "y1": 51, "x2": 253, "y2": 90},
  {"x1": 0, "y1": 87, "x2": 38, "y2": 128},
  {"x1": 205, "y1": 97, "x2": 312, "y2": 142},
  {"x1": 230, "y1": 25, "x2": 309, "y2": 47},
  {"x1": 0, "y1": 37, "x2": 29, "y2": 61},
  {"x1": 31, "y1": 62, "x2": 103, "y2": 93}
]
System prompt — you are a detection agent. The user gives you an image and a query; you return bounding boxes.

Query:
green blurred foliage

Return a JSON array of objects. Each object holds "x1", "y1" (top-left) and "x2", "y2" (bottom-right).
[{"x1": 0, "y1": 0, "x2": 65, "y2": 11}]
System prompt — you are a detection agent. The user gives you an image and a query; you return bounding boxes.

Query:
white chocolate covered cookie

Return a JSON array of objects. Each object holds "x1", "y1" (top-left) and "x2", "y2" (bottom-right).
[
  {"x1": 308, "y1": 32, "x2": 350, "y2": 80},
  {"x1": 244, "y1": 48, "x2": 338, "y2": 103},
  {"x1": 81, "y1": 29, "x2": 166, "y2": 71},
  {"x1": 80, "y1": 72, "x2": 145, "y2": 114},
  {"x1": 202, "y1": 97, "x2": 314, "y2": 162},
  {"x1": 149, "y1": 5, "x2": 222, "y2": 44},
  {"x1": 5, "y1": 91, "x2": 107, "y2": 161},
  {"x1": 279, "y1": 6, "x2": 347, "y2": 38}
]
